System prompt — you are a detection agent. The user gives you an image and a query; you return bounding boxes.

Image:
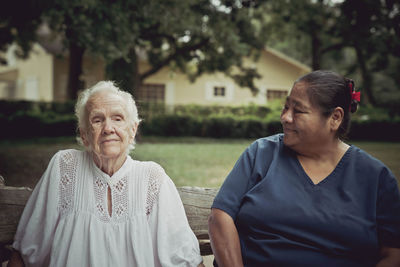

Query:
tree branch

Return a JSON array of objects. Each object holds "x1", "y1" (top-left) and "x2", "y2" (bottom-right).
[
  {"x1": 320, "y1": 42, "x2": 347, "y2": 54},
  {"x1": 140, "y1": 38, "x2": 210, "y2": 80}
]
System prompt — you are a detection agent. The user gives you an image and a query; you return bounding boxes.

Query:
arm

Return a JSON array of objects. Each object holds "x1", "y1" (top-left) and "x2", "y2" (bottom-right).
[
  {"x1": 7, "y1": 250, "x2": 25, "y2": 267},
  {"x1": 208, "y1": 208, "x2": 243, "y2": 267},
  {"x1": 376, "y1": 247, "x2": 400, "y2": 267}
]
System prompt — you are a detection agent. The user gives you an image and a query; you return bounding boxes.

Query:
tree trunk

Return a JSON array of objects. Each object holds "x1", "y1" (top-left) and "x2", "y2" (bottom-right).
[
  {"x1": 105, "y1": 48, "x2": 141, "y2": 99},
  {"x1": 67, "y1": 43, "x2": 85, "y2": 100},
  {"x1": 311, "y1": 32, "x2": 321, "y2": 70},
  {"x1": 131, "y1": 49, "x2": 141, "y2": 100},
  {"x1": 354, "y1": 44, "x2": 376, "y2": 105}
]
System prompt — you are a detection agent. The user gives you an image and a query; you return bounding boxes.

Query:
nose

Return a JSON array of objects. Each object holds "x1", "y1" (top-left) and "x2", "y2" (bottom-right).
[
  {"x1": 280, "y1": 108, "x2": 293, "y2": 124},
  {"x1": 102, "y1": 118, "x2": 115, "y2": 134}
]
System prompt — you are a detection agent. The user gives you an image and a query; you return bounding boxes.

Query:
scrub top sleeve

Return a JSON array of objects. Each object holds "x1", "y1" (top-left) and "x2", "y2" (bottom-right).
[
  {"x1": 212, "y1": 143, "x2": 256, "y2": 220},
  {"x1": 12, "y1": 151, "x2": 61, "y2": 267},
  {"x1": 376, "y1": 167, "x2": 400, "y2": 248}
]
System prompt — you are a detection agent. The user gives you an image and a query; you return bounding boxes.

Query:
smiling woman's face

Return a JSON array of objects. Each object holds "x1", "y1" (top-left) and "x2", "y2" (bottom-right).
[
  {"x1": 280, "y1": 82, "x2": 331, "y2": 152},
  {"x1": 81, "y1": 91, "x2": 136, "y2": 161}
]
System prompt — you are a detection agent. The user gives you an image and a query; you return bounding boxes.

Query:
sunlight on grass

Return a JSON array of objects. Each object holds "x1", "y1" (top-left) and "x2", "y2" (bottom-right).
[
  {"x1": 131, "y1": 139, "x2": 400, "y2": 188},
  {"x1": 132, "y1": 141, "x2": 253, "y2": 187}
]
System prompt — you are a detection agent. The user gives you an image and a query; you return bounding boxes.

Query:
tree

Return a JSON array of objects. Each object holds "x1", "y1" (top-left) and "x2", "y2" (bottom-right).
[
  {"x1": 104, "y1": 0, "x2": 270, "y2": 98},
  {"x1": 0, "y1": 0, "x2": 49, "y2": 64},
  {"x1": 40, "y1": 0, "x2": 271, "y2": 99},
  {"x1": 44, "y1": 0, "x2": 139, "y2": 99},
  {"x1": 265, "y1": 0, "x2": 400, "y2": 106}
]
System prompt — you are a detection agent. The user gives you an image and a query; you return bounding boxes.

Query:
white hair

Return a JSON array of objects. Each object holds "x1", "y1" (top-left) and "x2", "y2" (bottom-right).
[{"x1": 75, "y1": 81, "x2": 141, "y2": 153}]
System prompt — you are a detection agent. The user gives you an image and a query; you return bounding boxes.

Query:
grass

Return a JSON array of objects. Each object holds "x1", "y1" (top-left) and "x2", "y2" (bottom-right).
[{"x1": 0, "y1": 136, "x2": 399, "y2": 188}]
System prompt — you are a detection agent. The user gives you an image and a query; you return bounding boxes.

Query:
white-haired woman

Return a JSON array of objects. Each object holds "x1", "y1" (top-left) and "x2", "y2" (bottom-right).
[{"x1": 8, "y1": 81, "x2": 204, "y2": 267}]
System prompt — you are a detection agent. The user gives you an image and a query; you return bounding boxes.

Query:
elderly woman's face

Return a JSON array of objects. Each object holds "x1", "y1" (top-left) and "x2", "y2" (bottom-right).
[{"x1": 82, "y1": 91, "x2": 136, "y2": 161}]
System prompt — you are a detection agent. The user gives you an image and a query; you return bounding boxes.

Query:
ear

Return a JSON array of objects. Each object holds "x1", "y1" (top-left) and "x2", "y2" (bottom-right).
[
  {"x1": 129, "y1": 123, "x2": 138, "y2": 144},
  {"x1": 79, "y1": 128, "x2": 89, "y2": 147},
  {"x1": 330, "y1": 107, "x2": 344, "y2": 132}
]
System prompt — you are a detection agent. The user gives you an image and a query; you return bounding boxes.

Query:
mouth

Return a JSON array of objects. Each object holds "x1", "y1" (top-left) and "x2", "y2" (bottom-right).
[
  {"x1": 283, "y1": 128, "x2": 297, "y2": 134},
  {"x1": 101, "y1": 139, "x2": 119, "y2": 144}
]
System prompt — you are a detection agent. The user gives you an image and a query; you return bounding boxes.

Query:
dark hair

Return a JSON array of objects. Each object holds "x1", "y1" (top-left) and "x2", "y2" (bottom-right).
[{"x1": 295, "y1": 70, "x2": 359, "y2": 139}]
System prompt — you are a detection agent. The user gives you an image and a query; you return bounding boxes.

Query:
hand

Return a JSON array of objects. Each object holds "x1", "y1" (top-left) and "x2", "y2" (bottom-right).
[
  {"x1": 376, "y1": 247, "x2": 400, "y2": 267},
  {"x1": 7, "y1": 250, "x2": 25, "y2": 267}
]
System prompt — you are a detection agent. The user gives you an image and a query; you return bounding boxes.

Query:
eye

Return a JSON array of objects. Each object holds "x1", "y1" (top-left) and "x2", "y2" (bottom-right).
[
  {"x1": 113, "y1": 115, "x2": 124, "y2": 122},
  {"x1": 92, "y1": 118, "x2": 102, "y2": 123}
]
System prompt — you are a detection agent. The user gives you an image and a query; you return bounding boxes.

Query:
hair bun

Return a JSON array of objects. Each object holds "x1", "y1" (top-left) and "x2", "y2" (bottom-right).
[{"x1": 350, "y1": 100, "x2": 359, "y2": 113}]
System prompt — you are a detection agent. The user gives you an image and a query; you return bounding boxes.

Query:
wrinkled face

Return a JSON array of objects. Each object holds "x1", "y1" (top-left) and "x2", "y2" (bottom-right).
[
  {"x1": 280, "y1": 82, "x2": 331, "y2": 151},
  {"x1": 81, "y1": 91, "x2": 136, "y2": 161}
]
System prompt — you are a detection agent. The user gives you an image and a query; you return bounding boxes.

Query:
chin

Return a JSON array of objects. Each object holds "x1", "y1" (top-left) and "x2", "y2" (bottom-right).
[{"x1": 283, "y1": 135, "x2": 296, "y2": 148}]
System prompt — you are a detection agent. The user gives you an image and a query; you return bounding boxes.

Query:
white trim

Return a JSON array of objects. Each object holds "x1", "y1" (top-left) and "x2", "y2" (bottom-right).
[
  {"x1": 165, "y1": 82, "x2": 175, "y2": 106},
  {"x1": 256, "y1": 86, "x2": 267, "y2": 105}
]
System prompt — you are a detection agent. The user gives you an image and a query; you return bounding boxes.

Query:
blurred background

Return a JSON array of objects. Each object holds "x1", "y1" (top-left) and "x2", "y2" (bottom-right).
[
  {"x1": 1, "y1": 1, "x2": 399, "y2": 265},
  {"x1": 1, "y1": 0, "x2": 399, "y2": 188}
]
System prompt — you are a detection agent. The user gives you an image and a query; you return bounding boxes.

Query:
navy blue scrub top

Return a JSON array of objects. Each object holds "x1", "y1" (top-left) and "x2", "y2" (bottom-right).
[{"x1": 212, "y1": 134, "x2": 400, "y2": 267}]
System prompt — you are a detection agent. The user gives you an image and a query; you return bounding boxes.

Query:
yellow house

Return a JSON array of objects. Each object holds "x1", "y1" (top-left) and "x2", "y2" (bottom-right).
[{"x1": 0, "y1": 43, "x2": 310, "y2": 105}]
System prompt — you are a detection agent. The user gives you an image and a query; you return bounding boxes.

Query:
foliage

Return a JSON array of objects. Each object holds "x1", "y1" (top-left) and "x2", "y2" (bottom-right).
[
  {"x1": 0, "y1": 0, "x2": 50, "y2": 64},
  {"x1": 7, "y1": 0, "x2": 271, "y2": 98},
  {"x1": 265, "y1": 0, "x2": 400, "y2": 107},
  {"x1": 104, "y1": 0, "x2": 271, "y2": 95}
]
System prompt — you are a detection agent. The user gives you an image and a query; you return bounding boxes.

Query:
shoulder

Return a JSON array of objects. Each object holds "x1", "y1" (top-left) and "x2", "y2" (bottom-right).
[
  {"x1": 349, "y1": 145, "x2": 391, "y2": 174},
  {"x1": 133, "y1": 160, "x2": 169, "y2": 184},
  {"x1": 53, "y1": 149, "x2": 84, "y2": 164},
  {"x1": 244, "y1": 134, "x2": 284, "y2": 165},
  {"x1": 348, "y1": 145, "x2": 397, "y2": 186},
  {"x1": 250, "y1": 133, "x2": 283, "y2": 152}
]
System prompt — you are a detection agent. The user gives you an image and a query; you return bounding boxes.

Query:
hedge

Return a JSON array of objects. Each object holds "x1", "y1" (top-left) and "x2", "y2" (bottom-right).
[{"x1": 2, "y1": 100, "x2": 400, "y2": 141}]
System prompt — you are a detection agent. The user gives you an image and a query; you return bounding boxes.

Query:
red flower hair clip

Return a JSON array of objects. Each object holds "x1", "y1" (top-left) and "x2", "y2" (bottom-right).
[{"x1": 349, "y1": 81, "x2": 361, "y2": 102}]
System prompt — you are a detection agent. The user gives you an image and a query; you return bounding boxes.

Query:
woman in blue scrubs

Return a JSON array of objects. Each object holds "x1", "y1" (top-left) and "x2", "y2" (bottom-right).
[{"x1": 208, "y1": 70, "x2": 400, "y2": 266}]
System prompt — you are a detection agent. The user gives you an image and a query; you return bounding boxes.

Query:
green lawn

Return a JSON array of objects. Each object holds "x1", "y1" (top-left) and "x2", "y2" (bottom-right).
[
  {"x1": 0, "y1": 137, "x2": 399, "y2": 188},
  {"x1": 132, "y1": 138, "x2": 400, "y2": 187}
]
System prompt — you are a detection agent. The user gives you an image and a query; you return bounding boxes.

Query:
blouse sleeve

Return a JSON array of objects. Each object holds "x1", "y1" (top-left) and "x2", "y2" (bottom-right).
[
  {"x1": 147, "y1": 163, "x2": 203, "y2": 267},
  {"x1": 376, "y1": 167, "x2": 400, "y2": 248},
  {"x1": 12, "y1": 151, "x2": 62, "y2": 267}
]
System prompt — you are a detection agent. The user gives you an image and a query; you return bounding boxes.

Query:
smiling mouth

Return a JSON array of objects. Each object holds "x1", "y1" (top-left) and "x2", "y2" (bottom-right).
[
  {"x1": 284, "y1": 128, "x2": 297, "y2": 133},
  {"x1": 102, "y1": 140, "x2": 119, "y2": 144}
]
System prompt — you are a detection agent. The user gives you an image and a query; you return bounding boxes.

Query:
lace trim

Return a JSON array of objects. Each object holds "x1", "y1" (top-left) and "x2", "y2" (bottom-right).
[
  {"x1": 146, "y1": 165, "x2": 164, "y2": 217},
  {"x1": 93, "y1": 176, "x2": 128, "y2": 222},
  {"x1": 58, "y1": 151, "x2": 77, "y2": 214}
]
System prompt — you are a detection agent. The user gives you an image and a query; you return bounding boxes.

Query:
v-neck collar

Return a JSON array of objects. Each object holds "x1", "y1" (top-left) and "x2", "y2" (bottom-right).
[{"x1": 293, "y1": 145, "x2": 353, "y2": 187}]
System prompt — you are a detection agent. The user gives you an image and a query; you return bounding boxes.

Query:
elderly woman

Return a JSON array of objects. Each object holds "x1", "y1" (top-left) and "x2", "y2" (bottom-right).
[
  {"x1": 209, "y1": 70, "x2": 400, "y2": 266},
  {"x1": 8, "y1": 81, "x2": 203, "y2": 267}
]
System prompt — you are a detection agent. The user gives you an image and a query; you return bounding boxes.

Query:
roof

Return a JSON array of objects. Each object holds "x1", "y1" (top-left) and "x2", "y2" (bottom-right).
[{"x1": 264, "y1": 47, "x2": 311, "y2": 73}]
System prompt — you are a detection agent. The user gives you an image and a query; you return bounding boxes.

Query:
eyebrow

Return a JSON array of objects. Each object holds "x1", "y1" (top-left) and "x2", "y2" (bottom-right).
[{"x1": 286, "y1": 97, "x2": 309, "y2": 110}]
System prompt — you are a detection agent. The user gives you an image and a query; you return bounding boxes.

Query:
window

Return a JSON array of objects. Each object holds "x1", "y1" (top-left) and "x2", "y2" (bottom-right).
[
  {"x1": 205, "y1": 82, "x2": 234, "y2": 102},
  {"x1": 138, "y1": 83, "x2": 165, "y2": 103},
  {"x1": 213, "y1": 86, "x2": 225, "y2": 97},
  {"x1": 267, "y1": 89, "x2": 288, "y2": 101}
]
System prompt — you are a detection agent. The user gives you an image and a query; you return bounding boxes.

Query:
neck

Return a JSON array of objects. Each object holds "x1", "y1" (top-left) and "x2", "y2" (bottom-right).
[
  {"x1": 296, "y1": 138, "x2": 349, "y2": 161},
  {"x1": 92, "y1": 153, "x2": 127, "y2": 176}
]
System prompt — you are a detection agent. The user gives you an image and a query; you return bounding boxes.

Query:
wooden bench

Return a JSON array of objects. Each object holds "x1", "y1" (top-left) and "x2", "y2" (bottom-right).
[{"x1": 0, "y1": 176, "x2": 217, "y2": 264}]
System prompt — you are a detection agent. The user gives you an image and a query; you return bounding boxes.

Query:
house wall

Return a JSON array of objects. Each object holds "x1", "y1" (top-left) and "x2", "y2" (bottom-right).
[
  {"x1": 0, "y1": 44, "x2": 53, "y2": 101},
  {"x1": 53, "y1": 54, "x2": 105, "y2": 101},
  {"x1": 142, "y1": 49, "x2": 310, "y2": 106}
]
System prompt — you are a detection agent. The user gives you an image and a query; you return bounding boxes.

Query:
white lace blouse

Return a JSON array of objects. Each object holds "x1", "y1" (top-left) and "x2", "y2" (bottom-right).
[{"x1": 13, "y1": 149, "x2": 202, "y2": 267}]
